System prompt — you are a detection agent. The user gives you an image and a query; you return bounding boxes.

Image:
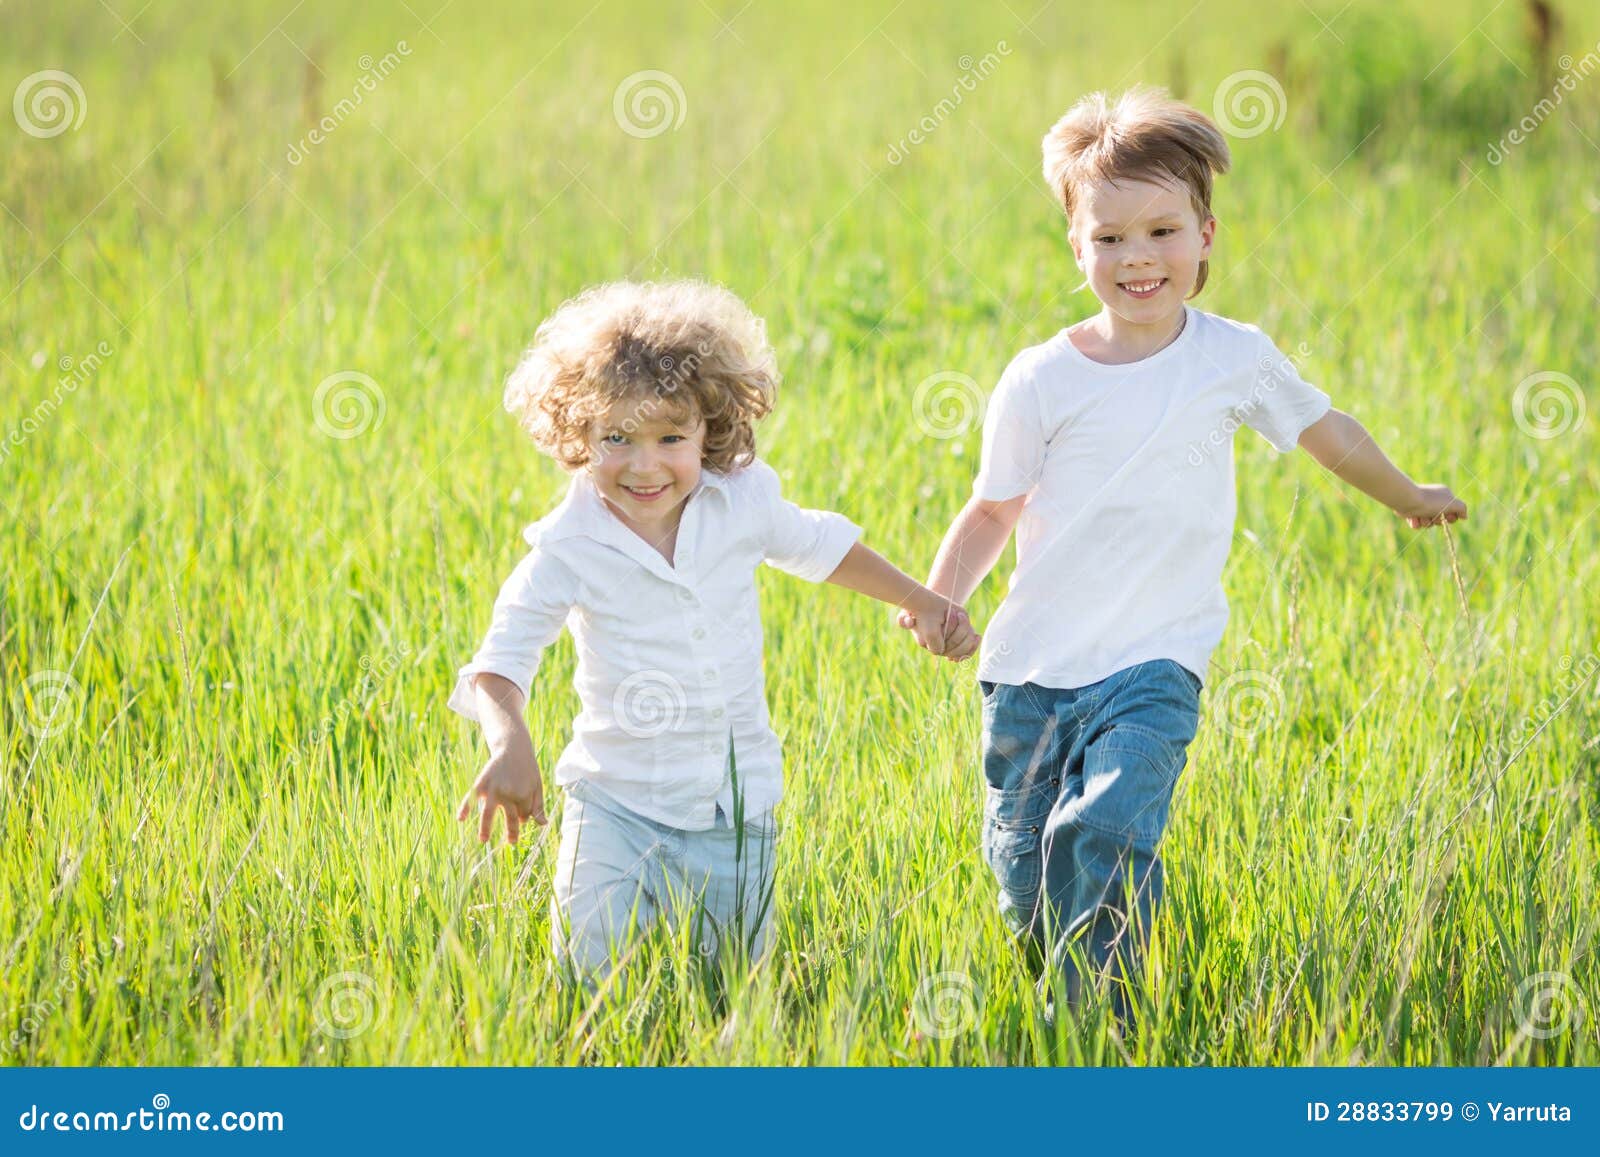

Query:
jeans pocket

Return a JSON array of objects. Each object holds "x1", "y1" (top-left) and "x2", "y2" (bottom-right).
[{"x1": 982, "y1": 809, "x2": 1042, "y2": 923}]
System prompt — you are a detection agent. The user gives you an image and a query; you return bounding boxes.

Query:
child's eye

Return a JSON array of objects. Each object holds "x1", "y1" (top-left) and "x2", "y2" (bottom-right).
[
  {"x1": 1153, "y1": 227, "x2": 1176, "y2": 237},
  {"x1": 1096, "y1": 235, "x2": 1120, "y2": 245},
  {"x1": 661, "y1": 435, "x2": 684, "y2": 444},
  {"x1": 603, "y1": 433, "x2": 627, "y2": 445}
]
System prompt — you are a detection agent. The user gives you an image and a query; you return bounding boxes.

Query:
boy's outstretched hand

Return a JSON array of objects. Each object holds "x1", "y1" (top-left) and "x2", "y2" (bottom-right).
[{"x1": 1399, "y1": 483, "x2": 1468, "y2": 530}]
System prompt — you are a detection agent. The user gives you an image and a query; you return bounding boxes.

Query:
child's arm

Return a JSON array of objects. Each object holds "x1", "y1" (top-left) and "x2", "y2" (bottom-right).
[
  {"x1": 824, "y1": 541, "x2": 979, "y2": 659},
  {"x1": 893, "y1": 494, "x2": 1024, "y2": 643},
  {"x1": 456, "y1": 673, "x2": 545, "y2": 843},
  {"x1": 1296, "y1": 409, "x2": 1467, "y2": 529},
  {"x1": 921, "y1": 494, "x2": 1027, "y2": 605}
]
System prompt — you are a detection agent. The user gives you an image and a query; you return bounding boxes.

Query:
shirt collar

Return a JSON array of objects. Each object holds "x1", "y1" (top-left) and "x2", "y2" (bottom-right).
[{"x1": 522, "y1": 465, "x2": 732, "y2": 547}]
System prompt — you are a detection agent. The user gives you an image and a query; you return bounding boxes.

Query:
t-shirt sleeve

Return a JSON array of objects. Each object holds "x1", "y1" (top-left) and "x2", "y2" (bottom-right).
[
  {"x1": 972, "y1": 355, "x2": 1046, "y2": 501},
  {"x1": 446, "y1": 543, "x2": 577, "y2": 722},
  {"x1": 747, "y1": 460, "x2": 863, "y2": 583},
  {"x1": 1239, "y1": 329, "x2": 1334, "y2": 453}
]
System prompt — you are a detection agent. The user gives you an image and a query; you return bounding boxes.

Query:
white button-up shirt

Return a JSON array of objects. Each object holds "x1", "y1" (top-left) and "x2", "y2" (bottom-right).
[{"x1": 447, "y1": 459, "x2": 862, "y2": 830}]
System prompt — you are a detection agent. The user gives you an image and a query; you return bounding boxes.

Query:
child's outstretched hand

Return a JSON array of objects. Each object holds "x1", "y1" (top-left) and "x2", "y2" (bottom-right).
[
  {"x1": 457, "y1": 744, "x2": 546, "y2": 845},
  {"x1": 1399, "y1": 483, "x2": 1468, "y2": 530}
]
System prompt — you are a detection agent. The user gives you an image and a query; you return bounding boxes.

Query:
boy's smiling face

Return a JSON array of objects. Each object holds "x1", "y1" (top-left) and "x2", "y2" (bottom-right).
[
  {"x1": 587, "y1": 394, "x2": 707, "y2": 540},
  {"x1": 1069, "y1": 174, "x2": 1215, "y2": 329}
]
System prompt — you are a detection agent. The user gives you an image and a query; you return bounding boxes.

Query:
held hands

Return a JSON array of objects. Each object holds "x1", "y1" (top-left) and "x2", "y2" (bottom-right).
[
  {"x1": 1400, "y1": 483, "x2": 1468, "y2": 530},
  {"x1": 895, "y1": 594, "x2": 980, "y2": 661},
  {"x1": 457, "y1": 741, "x2": 545, "y2": 845}
]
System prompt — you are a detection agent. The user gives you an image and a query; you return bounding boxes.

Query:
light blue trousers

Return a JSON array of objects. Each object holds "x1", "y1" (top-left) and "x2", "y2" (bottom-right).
[{"x1": 550, "y1": 777, "x2": 777, "y2": 991}]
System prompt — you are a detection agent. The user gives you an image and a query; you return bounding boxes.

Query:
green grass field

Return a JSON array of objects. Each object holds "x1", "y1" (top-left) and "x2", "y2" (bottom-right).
[{"x1": 4, "y1": 0, "x2": 1598, "y2": 1065}]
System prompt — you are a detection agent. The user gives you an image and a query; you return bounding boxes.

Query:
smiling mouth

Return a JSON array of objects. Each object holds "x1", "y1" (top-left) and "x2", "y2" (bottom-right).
[
  {"x1": 622, "y1": 483, "x2": 671, "y2": 501},
  {"x1": 1119, "y1": 278, "x2": 1167, "y2": 299}
]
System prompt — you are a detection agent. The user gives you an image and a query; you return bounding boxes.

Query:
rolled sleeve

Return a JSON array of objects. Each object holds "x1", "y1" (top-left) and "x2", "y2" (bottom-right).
[
  {"x1": 1242, "y1": 330, "x2": 1333, "y2": 454},
  {"x1": 747, "y1": 460, "x2": 863, "y2": 583},
  {"x1": 447, "y1": 545, "x2": 577, "y2": 722}
]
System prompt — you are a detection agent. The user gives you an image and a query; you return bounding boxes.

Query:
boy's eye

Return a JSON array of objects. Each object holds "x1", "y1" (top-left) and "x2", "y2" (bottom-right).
[
  {"x1": 1096, "y1": 235, "x2": 1120, "y2": 245},
  {"x1": 661, "y1": 434, "x2": 684, "y2": 444},
  {"x1": 1153, "y1": 227, "x2": 1176, "y2": 237},
  {"x1": 603, "y1": 433, "x2": 627, "y2": 445}
]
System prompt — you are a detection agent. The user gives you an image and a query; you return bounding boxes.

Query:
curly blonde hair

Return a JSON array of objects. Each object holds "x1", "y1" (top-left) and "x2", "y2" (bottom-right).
[
  {"x1": 503, "y1": 280, "x2": 778, "y2": 473},
  {"x1": 1042, "y1": 86, "x2": 1232, "y2": 296}
]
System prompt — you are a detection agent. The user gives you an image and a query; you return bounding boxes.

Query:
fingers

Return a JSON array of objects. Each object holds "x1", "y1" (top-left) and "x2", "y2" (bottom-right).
[{"x1": 478, "y1": 792, "x2": 497, "y2": 843}]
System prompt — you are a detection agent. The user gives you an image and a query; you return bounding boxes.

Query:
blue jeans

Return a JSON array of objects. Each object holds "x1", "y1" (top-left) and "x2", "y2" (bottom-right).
[{"x1": 979, "y1": 658, "x2": 1202, "y2": 1021}]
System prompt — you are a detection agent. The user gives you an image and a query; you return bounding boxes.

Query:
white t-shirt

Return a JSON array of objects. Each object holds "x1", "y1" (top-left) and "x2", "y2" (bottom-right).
[{"x1": 972, "y1": 306, "x2": 1332, "y2": 690}]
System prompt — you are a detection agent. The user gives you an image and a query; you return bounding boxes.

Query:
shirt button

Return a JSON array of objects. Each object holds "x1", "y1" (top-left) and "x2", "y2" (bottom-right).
[
  {"x1": 703, "y1": 667, "x2": 717, "y2": 681},
  {"x1": 691, "y1": 627, "x2": 707, "y2": 640},
  {"x1": 710, "y1": 707, "x2": 724, "y2": 719},
  {"x1": 677, "y1": 588, "x2": 696, "y2": 605}
]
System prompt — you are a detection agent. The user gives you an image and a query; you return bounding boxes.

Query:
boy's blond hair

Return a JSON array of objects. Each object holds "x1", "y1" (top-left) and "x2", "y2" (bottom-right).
[
  {"x1": 503, "y1": 279, "x2": 778, "y2": 473},
  {"x1": 1042, "y1": 86, "x2": 1232, "y2": 295}
]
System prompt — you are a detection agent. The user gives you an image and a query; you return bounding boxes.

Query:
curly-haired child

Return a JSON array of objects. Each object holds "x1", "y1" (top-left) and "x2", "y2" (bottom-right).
[{"x1": 448, "y1": 279, "x2": 977, "y2": 991}]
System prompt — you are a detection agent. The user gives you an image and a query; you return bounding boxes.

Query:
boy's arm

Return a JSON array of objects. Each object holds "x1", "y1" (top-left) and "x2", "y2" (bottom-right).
[
  {"x1": 824, "y1": 542, "x2": 977, "y2": 659},
  {"x1": 1296, "y1": 409, "x2": 1467, "y2": 529},
  {"x1": 924, "y1": 494, "x2": 1027, "y2": 604}
]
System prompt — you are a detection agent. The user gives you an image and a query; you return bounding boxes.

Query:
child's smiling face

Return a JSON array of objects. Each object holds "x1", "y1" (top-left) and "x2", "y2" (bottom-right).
[
  {"x1": 587, "y1": 394, "x2": 707, "y2": 537},
  {"x1": 1069, "y1": 174, "x2": 1215, "y2": 328}
]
